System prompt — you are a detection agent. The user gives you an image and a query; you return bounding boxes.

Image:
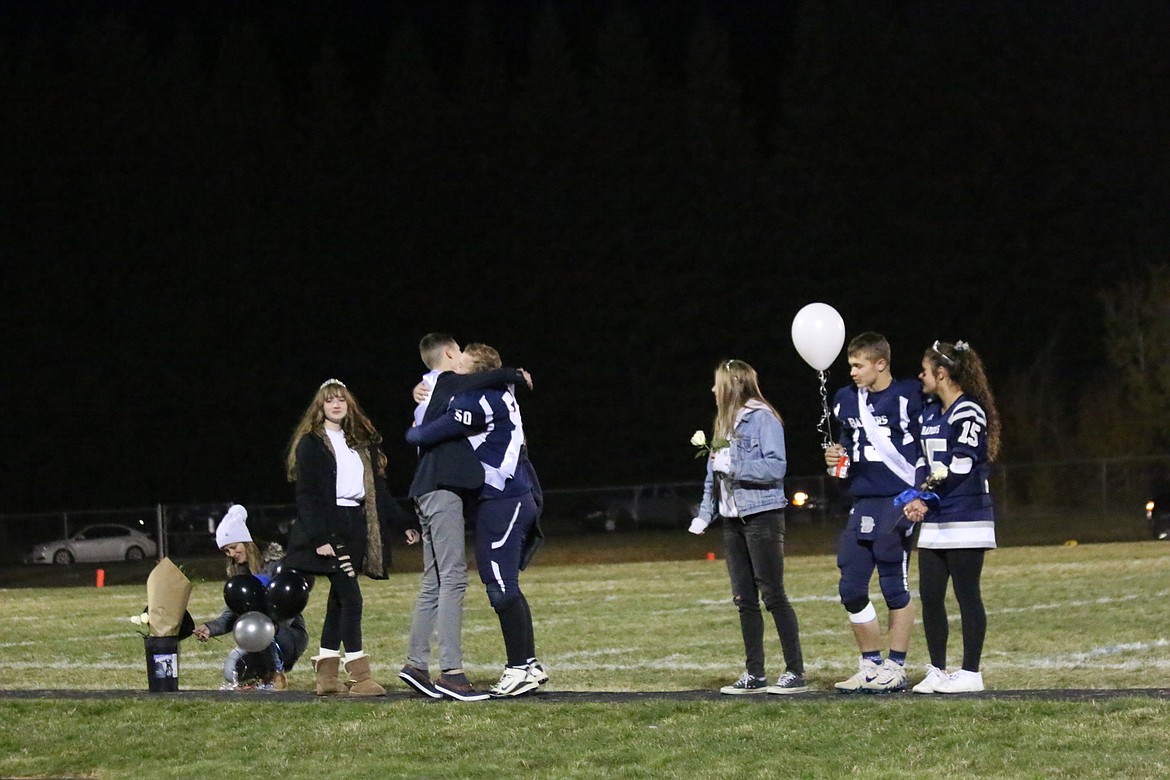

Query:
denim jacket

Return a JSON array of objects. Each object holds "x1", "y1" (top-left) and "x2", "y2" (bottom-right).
[{"x1": 698, "y1": 401, "x2": 788, "y2": 522}]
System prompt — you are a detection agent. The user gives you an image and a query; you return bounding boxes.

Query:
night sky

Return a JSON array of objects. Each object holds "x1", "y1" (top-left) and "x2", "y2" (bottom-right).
[{"x1": 3, "y1": 0, "x2": 1168, "y2": 513}]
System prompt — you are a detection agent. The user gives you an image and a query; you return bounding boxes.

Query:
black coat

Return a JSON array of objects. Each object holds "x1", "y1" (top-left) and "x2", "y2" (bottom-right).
[
  {"x1": 284, "y1": 432, "x2": 409, "y2": 576},
  {"x1": 408, "y1": 367, "x2": 527, "y2": 499}
]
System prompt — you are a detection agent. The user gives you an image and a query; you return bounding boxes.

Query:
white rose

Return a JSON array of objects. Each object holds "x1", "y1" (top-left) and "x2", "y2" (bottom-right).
[
  {"x1": 690, "y1": 430, "x2": 707, "y2": 447},
  {"x1": 930, "y1": 464, "x2": 949, "y2": 482},
  {"x1": 130, "y1": 614, "x2": 142, "y2": 625}
]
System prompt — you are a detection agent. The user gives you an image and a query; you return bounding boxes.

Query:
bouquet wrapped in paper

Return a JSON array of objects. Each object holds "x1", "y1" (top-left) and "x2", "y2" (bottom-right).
[{"x1": 145, "y1": 557, "x2": 193, "y2": 637}]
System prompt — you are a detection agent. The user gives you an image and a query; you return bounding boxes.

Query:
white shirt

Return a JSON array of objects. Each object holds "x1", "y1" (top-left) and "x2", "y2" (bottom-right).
[
  {"x1": 325, "y1": 428, "x2": 365, "y2": 506},
  {"x1": 413, "y1": 370, "x2": 440, "y2": 428}
]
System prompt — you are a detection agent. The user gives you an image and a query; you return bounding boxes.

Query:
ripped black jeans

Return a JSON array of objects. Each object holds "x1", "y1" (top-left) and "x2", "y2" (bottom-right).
[{"x1": 723, "y1": 509, "x2": 805, "y2": 678}]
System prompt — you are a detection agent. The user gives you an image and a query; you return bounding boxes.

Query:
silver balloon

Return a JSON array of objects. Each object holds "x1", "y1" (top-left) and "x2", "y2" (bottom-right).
[{"x1": 232, "y1": 610, "x2": 276, "y2": 653}]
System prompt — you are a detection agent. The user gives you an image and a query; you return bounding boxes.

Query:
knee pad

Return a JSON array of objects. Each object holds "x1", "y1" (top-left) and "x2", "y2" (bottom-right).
[
  {"x1": 878, "y1": 562, "x2": 911, "y2": 611},
  {"x1": 844, "y1": 600, "x2": 877, "y2": 623},
  {"x1": 881, "y1": 588, "x2": 911, "y2": 611},
  {"x1": 839, "y1": 576, "x2": 870, "y2": 613},
  {"x1": 485, "y1": 582, "x2": 521, "y2": 612}
]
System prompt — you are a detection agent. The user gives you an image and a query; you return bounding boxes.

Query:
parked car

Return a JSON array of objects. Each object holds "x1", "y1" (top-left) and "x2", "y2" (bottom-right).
[
  {"x1": 1147, "y1": 494, "x2": 1170, "y2": 540},
  {"x1": 24, "y1": 524, "x2": 158, "y2": 565}
]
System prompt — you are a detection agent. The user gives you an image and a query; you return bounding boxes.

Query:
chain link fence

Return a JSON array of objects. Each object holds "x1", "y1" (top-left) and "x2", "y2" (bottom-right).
[{"x1": 2, "y1": 457, "x2": 1166, "y2": 585}]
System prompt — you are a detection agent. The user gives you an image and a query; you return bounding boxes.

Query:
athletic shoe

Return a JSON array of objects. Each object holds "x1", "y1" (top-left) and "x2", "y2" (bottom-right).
[
  {"x1": 834, "y1": 658, "x2": 881, "y2": 693},
  {"x1": 398, "y1": 664, "x2": 442, "y2": 699},
  {"x1": 434, "y1": 672, "x2": 490, "y2": 702},
  {"x1": 861, "y1": 659, "x2": 907, "y2": 694},
  {"x1": 911, "y1": 665, "x2": 948, "y2": 694},
  {"x1": 766, "y1": 671, "x2": 810, "y2": 695},
  {"x1": 527, "y1": 660, "x2": 549, "y2": 686},
  {"x1": 719, "y1": 672, "x2": 768, "y2": 695},
  {"x1": 489, "y1": 666, "x2": 541, "y2": 698},
  {"x1": 934, "y1": 669, "x2": 984, "y2": 694}
]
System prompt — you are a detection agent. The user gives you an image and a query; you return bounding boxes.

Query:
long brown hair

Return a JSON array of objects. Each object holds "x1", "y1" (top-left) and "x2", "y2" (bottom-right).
[
  {"x1": 711, "y1": 360, "x2": 782, "y2": 441},
  {"x1": 225, "y1": 541, "x2": 265, "y2": 577},
  {"x1": 924, "y1": 341, "x2": 1002, "y2": 461},
  {"x1": 285, "y1": 380, "x2": 387, "y2": 481}
]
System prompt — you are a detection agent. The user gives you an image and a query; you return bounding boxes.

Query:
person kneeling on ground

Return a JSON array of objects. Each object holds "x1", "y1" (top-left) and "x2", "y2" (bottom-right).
[{"x1": 193, "y1": 505, "x2": 309, "y2": 690}]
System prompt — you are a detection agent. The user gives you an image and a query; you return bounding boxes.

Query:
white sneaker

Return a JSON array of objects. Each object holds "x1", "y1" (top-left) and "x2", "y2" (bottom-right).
[
  {"x1": 526, "y1": 660, "x2": 549, "y2": 686},
  {"x1": 489, "y1": 666, "x2": 541, "y2": 697},
  {"x1": 861, "y1": 659, "x2": 907, "y2": 694},
  {"x1": 934, "y1": 669, "x2": 984, "y2": 694},
  {"x1": 834, "y1": 658, "x2": 881, "y2": 693},
  {"x1": 912, "y1": 665, "x2": 949, "y2": 694}
]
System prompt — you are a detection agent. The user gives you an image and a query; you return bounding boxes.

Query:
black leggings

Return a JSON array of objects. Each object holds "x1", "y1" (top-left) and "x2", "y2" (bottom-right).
[
  {"x1": 319, "y1": 569, "x2": 363, "y2": 652},
  {"x1": 918, "y1": 547, "x2": 987, "y2": 672}
]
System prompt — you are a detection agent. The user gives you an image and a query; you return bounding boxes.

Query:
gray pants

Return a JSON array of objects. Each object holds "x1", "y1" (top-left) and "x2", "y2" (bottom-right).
[{"x1": 406, "y1": 489, "x2": 469, "y2": 672}]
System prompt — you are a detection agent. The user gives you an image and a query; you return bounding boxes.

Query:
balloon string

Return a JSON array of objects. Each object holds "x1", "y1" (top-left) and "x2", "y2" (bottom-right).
[{"x1": 817, "y1": 370, "x2": 834, "y2": 449}]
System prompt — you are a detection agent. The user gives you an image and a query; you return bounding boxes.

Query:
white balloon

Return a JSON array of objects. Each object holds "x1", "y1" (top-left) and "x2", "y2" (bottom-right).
[
  {"x1": 791, "y1": 303, "x2": 846, "y2": 371},
  {"x1": 232, "y1": 610, "x2": 276, "y2": 652}
]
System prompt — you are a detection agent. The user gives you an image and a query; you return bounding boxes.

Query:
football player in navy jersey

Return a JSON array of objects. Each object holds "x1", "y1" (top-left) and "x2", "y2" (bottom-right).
[
  {"x1": 400, "y1": 334, "x2": 533, "y2": 702},
  {"x1": 406, "y1": 343, "x2": 547, "y2": 698},
  {"x1": 901, "y1": 340, "x2": 1000, "y2": 694},
  {"x1": 823, "y1": 332, "x2": 923, "y2": 693}
]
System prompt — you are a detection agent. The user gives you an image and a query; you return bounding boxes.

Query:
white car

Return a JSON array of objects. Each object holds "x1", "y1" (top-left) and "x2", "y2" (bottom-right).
[{"x1": 24, "y1": 524, "x2": 158, "y2": 565}]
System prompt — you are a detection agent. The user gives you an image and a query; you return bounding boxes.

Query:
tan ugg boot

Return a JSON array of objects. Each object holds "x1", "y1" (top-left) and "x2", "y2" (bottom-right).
[
  {"x1": 312, "y1": 656, "x2": 349, "y2": 696},
  {"x1": 344, "y1": 655, "x2": 386, "y2": 697}
]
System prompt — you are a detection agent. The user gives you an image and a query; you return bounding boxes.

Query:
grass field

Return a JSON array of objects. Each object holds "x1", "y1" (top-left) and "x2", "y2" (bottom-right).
[{"x1": 2, "y1": 538, "x2": 1168, "y2": 778}]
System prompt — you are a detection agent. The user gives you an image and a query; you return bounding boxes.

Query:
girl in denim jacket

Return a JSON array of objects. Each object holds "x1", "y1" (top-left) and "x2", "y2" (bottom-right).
[{"x1": 690, "y1": 360, "x2": 809, "y2": 695}]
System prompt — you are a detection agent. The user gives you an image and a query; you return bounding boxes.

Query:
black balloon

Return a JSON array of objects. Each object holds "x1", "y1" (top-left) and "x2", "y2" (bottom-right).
[
  {"x1": 178, "y1": 610, "x2": 195, "y2": 640},
  {"x1": 224, "y1": 574, "x2": 267, "y2": 615},
  {"x1": 265, "y1": 571, "x2": 310, "y2": 622}
]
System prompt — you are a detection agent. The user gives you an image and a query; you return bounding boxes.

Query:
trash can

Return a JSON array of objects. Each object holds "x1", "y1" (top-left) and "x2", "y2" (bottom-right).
[{"x1": 144, "y1": 635, "x2": 180, "y2": 692}]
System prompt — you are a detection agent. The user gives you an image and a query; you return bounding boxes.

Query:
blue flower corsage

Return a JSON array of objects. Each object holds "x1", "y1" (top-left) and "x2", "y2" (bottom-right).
[{"x1": 894, "y1": 489, "x2": 940, "y2": 509}]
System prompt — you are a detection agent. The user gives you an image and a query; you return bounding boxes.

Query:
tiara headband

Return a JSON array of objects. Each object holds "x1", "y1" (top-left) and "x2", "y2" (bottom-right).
[
  {"x1": 931, "y1": 340, "x2": 972, "y2": 367},
  {"x1": 930, "y1": 341, "x2": 954, "y2": 366},
  {"x1": 319, "y1": 378, "x2": 347, "y2": 391}
]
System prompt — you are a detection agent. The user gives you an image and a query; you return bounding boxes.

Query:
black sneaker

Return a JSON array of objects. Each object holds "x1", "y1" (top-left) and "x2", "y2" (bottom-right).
[
  {"x1": 398, "y1": 665, "x2": 442, "y2": 699},
  {"x1": 719, "y1": 672, "x2": 768, "y2": 695},
  {"x1": 434, "y1": 672, "x2": 490, "y2": 702},
  {"x1": 766, "y1": 671, "x2": 810, "y2": 695}
]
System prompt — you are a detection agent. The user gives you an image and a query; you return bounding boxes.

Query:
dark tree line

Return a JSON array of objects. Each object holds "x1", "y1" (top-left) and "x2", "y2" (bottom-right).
[{"x1": 3, "y1": 0, "x2": 1168, "y2": 511}]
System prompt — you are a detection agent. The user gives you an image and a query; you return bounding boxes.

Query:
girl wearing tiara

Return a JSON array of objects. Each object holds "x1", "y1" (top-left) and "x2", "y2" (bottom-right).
[
  {"x1": 901, "y1": 341, "x2": 1001, "y2": 694},
  {"x1": 285, "y1": 378, "x2": 416, "y2": 696}
]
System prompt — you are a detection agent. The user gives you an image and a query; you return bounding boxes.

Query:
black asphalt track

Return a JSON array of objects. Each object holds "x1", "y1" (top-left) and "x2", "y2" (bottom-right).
[{"x1": 2, "y1": 688, "x2": 1167, "y2": 703}]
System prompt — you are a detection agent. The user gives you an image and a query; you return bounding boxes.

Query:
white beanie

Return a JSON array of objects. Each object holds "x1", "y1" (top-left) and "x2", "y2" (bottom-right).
[{"x1": 215, "y1": 505, "x2": 252, "y2": 548}]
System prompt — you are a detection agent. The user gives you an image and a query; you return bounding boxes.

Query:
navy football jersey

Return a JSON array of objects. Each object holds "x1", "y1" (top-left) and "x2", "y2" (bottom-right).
[
  {"x1": 915, "y1": 394, "x2": 994, "y2": 521},
  {"x1": 447, "y1": 386, "x2": 529, "y2": 498},
  {"x1": 832, "y1": 379, "x2": 923, "y2": 498}
]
